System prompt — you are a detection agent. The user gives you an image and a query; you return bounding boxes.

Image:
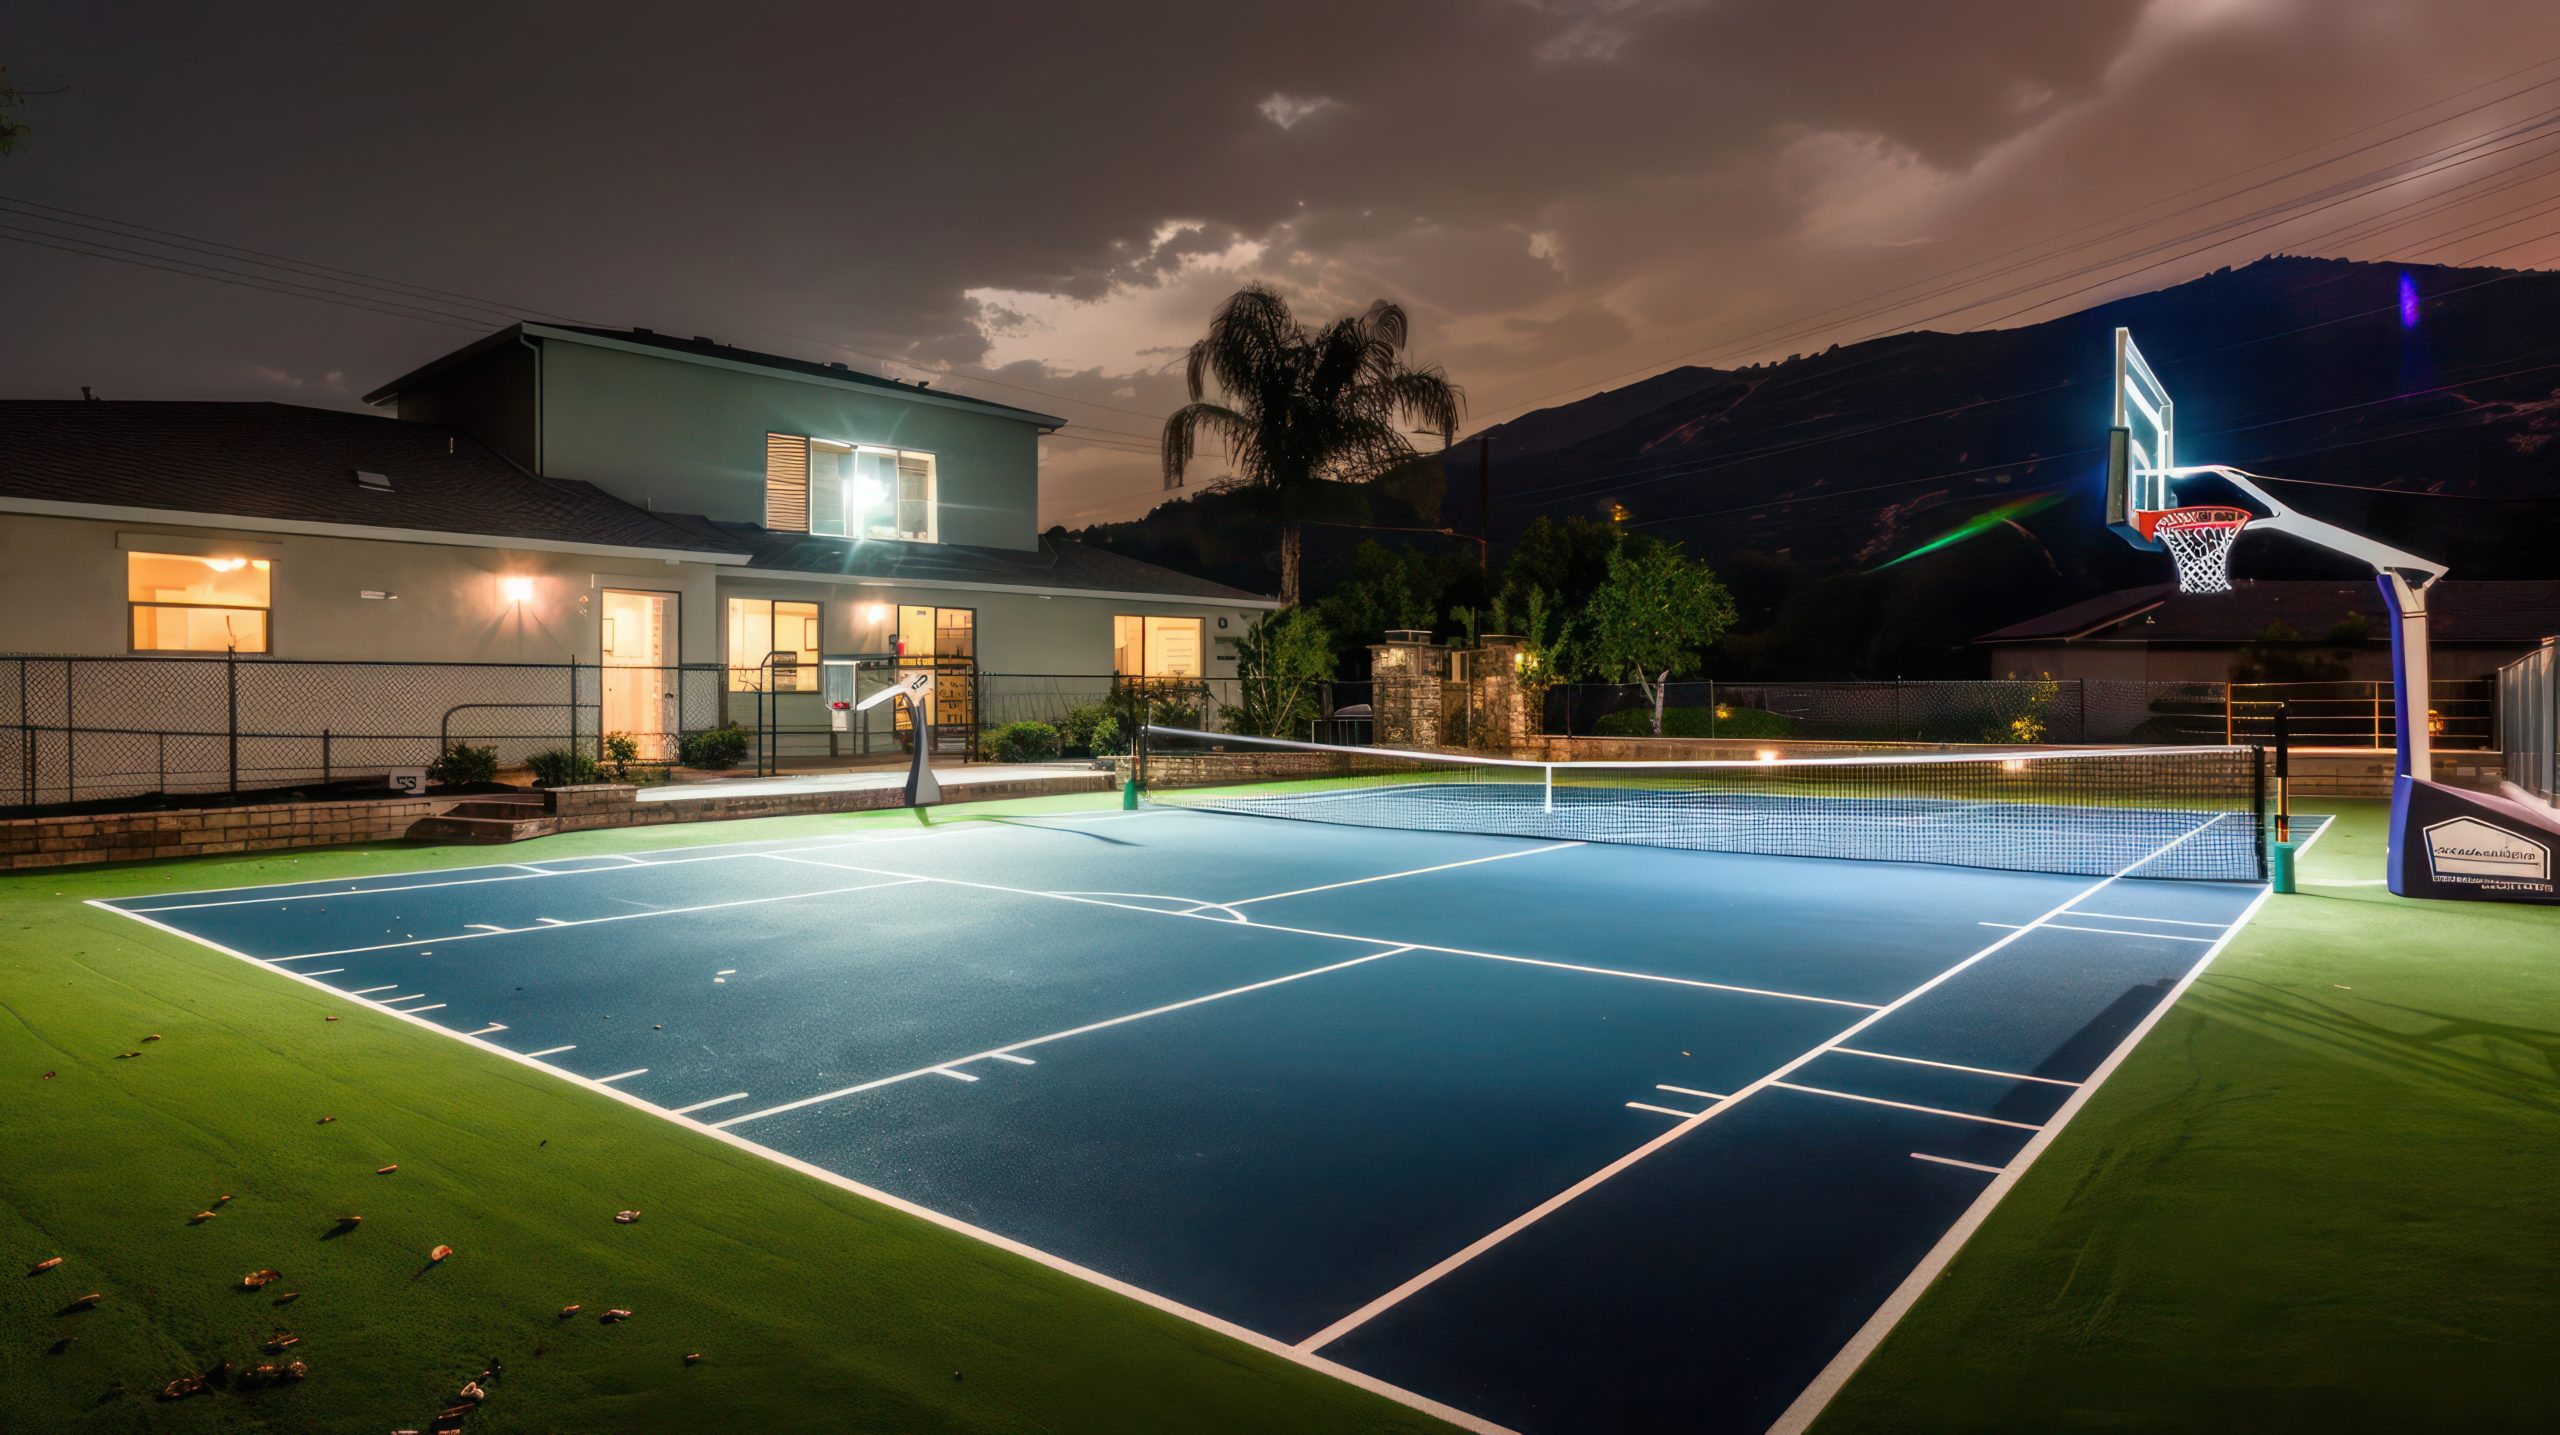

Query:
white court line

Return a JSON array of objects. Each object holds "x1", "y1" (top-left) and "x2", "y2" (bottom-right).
[
  {"x1": 377, "y1": 993, "x2": 425, "y2": 1004},
  {"x1": 302, "y1": 968, "x2": 344, "y2": 977},
  {"x1": 393, "y1": 1003, "x2": 448, "y2": 1014},
  {"x1": 932, "y1": 1067, "x2": 980, "y2": 1083},
  {"x1": 1294, "y1": 812, "x2": 2231, "y2": 1356},
  {"x1": 1769, "y1": 1081, "x2": 2043, "y2": 1131},
  {"x1": 717, "y1": 948, "x2": 1415, "y2": 1129},
  {"x1": 731, "y1": 852, "x2": 1873, "y2": 1011},
  {"x1": 524, "y1": 1044, "x2": 577, "y2": 1058},
  {"x1": 672, "y1": 1092, "x2": 752, "y2": 1115},
  {"x1": 348, "y1": 984, "x2": 398, "y2": 996},
  {"x1": 109, "y1": 819, "x2": 1065, "y2": 912},
  {"x1": 1224, "y1": 841, "x2": 1585, "y2": 908},
  {"x1": 467, "y1": 1023, "x2": 508, "y2": 1037},
  {"x1": 1978, "y1": 920, "x2": 2216, "y2": 944},
  {"x1": 78, "y1": 898, "x2": 1507, "y2": 1435},
  {"x1": 268, "y1": 877, "x2": 923, "y2": 962},
  {"x1": 1654, "y1": 1084, "x2": 1729, "y2": 1101},
  {"x1": 2064, "y1": 910, "x2": 2231, "y2": 928},
  {"x1": 991, "y1": 1052, "x2": 1037, "y2": 1065},
  {"x1": 595, "y1": 1068, "x2": 649, "y2": 1084},
  {"x1": 1625, "y1": 1101, "x2": 1702, "y2": 1119},
  {"x1": 1910, "y1": 1152, "x2": 2005, "y2": 1175},
  {"x1": 1770, "y1": 811, "x2": 2332, "y2": 1434},
  {"x1": 1833, "y1": 1048, "x2": 2081, "y2": 1088}
]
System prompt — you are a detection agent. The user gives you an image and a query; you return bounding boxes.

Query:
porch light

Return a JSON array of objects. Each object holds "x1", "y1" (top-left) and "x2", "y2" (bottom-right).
[
  {"x1": 862, "y1": 602, "x2": 889, "y2": 625},
  {"x1": 501, "y1": 575, "x2": 535, "y2": 604}
]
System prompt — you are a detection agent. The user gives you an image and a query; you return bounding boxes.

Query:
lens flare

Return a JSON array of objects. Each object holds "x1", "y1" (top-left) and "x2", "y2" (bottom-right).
[
  {"x1": 2398, "y1": 271, "x2": 2421, "y2": 330},
  {"x1": 1870, "y1": 490, "x2": 2065, "y2": 571}
]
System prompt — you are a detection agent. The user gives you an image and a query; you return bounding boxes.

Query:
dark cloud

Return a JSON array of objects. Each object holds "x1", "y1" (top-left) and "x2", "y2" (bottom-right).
[{"x1": 6, "y1": 0, "x2": 2556, "y2": 523}]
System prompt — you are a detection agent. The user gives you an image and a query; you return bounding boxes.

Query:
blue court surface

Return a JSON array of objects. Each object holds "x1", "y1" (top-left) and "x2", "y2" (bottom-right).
[{"x1": 97, "y1": 805, "x2": 2322, "y2": 1434}]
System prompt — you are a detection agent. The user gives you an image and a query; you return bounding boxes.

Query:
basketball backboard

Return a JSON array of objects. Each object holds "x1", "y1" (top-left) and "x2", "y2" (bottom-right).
[{"x1": 2104, "y1": 326, "x2": 2173, "y2": 550}]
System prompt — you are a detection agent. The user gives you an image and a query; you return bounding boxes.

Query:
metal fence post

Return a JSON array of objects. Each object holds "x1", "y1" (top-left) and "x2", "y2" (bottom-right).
[
  {"x1": 226, "y1": 648, "x2": 239, "y2": 796},
  {"x1": 322, "y1": 728, "x2": 332, "y2": 788},
  {"x1": 64, "y1": 657, "x2": 76, "y2": 805}
]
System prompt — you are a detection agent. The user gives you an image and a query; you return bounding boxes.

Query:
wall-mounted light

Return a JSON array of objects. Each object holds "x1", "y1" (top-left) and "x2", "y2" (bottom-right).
[
  {"x1": 862, "y1": 602, "x2": 889, "y2": 625},
  {"x1": 501, "y1": 576, "x2": 535, "y2": 604}
]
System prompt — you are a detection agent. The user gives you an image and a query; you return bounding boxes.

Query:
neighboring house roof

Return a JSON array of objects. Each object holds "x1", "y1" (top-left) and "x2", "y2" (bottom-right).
[
  {"x1": 655, "y1": 512, "x2": 1277, "y2": 604},
  {"x1": 364, "y1": 323, "x2": 1067, "y2": 429},
  {"x1": 1979, "y1": 580, "x2": 2560, "y2": 645},
  {"x1": 0, "y1": 400, "x2": 736, "y2": 558}
]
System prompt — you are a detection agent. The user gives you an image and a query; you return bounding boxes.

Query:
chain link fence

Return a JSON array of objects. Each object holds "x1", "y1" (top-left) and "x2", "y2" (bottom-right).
[{"x1": 5, "y1": 653, "x2": 728, "y2": 813}]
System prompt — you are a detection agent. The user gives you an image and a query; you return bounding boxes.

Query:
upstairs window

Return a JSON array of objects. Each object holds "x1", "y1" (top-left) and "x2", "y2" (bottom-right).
[
  {"x1": 767, "y1": 434, "x2": 937, "y2": 543},
  {"x1": 1114, "y1": 615, "x2": 1204, "y2": 678},
  {"x1": 129, "y1": 552, "x2": 271, "y2": 653}
]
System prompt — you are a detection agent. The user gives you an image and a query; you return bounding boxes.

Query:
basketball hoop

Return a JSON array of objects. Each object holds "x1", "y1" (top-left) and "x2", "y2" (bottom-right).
[{"x1": 2138, "y1": 505, "x2": 2251, "y2": 594}]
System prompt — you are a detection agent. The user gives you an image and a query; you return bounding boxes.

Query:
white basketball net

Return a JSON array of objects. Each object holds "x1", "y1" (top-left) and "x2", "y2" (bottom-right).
[{"x1": 2148, "y1": 507, "x2": 2251, "y2": 594}]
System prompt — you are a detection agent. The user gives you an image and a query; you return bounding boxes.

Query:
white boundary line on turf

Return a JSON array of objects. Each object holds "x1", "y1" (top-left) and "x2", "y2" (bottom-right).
[
  {"x1": 1224, "y1": 841, "x2": 1585, "y2": 908},
  {"x1": 78, "y1": 902, "x2": 1512, "y2": 1435},
  {"x1": 1764, "y1": 810, "x2": 2335, "y2": 1435},
  {"x1": 715, "y1": 948, "x2": 1416, "y2": 1129},
  {"x1": 1292, "y1": 812, "x2": 2231, "y2": 1356}
]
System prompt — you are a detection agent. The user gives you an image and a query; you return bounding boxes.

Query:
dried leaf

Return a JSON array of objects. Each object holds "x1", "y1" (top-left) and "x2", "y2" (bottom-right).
[
  {"x1": 240, "y1": 1269, "x2": 281, "y2": 1289},
  {"x1": 29, "y1": 1256, "x2": 61, "y2": 1274},
  {"x1": 428, "y1": 1243, "x2": 453, "y2": 1263}
]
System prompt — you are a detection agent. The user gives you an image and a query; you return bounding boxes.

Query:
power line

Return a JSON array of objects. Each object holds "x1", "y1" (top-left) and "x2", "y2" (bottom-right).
[{"x1": 0, "y1": 227, "x2": 492, "y2": 332}]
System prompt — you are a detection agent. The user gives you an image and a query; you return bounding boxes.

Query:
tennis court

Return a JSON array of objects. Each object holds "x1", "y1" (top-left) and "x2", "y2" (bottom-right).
[{"x1": 94, "y1": 736, "x2": 2313, "y2": 1434}]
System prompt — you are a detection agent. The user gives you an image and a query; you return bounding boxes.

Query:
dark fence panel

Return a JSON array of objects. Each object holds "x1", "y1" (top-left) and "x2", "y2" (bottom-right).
[
  {"x1": 2499, "y1": 640, "x2": 2557, "y2": 802},
  {"x1": 6, "y1": 654, "x2": 726, "y2": 812}
]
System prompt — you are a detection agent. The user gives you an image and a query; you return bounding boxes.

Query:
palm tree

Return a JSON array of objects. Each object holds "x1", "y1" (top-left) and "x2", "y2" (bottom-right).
[{"x1": 1161, "y1": 284, "x2": 1462, "y2": 605}]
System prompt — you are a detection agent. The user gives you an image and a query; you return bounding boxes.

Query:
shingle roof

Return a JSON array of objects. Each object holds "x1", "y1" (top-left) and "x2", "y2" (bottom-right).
[
  {"x1": 364, "y1": 324, "x2": 1067, "y2": 428},
  {"x1": 655, "y1": 513, "x2": 1275, "y2": 602},
  {"x1": 1979, "y1": 580, "x2": 2560, "y2": 645},
  {"x1": 0, "y1": 401, "x2": 729, "y2": 554}
]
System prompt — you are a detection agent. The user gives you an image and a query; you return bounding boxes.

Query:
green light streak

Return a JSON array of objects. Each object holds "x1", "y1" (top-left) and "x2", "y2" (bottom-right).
[{"x1": 1871, "y1": 491, "x2": 2064, "y2": 571}]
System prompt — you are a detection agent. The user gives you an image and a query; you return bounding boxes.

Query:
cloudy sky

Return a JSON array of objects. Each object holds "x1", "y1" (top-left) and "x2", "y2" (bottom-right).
[{"x1": 8, "y1": 0, "x2": 2558, "y2": 524}]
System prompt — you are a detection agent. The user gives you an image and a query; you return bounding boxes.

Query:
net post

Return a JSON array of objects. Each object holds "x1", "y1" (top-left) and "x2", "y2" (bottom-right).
[
  {"x1": 2273, "y1": 702, "x2": 2291, "y2": 844},
  {"x1": 1542, "y1": 762, "x2": 1553, "y2": 814},
  {"x1": 2252, "y1": 739, "x2": 2269, "y2": 883}
]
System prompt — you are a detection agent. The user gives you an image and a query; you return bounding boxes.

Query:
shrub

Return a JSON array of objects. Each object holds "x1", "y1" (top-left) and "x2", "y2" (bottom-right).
[
  {"x1": 600, "y1": 731, "x2": 641, "y2": 778},
  {"x1": 986, "y1": 720, "x2": 1062, "y2": 763},
  {"x1": 1055, "y1": 703, "x2": 1127, "y2": 756},
  {"x1": 676, "y1": 724, "x2": 752, "y2": 771},
  {"x1": 1593, "y1": 704, "x2": 1797, "y2": 739},
  {"x1": 526, "y1": 746, "x2": 601, "y2": 787},
  {"x1": 426, "y1": 743, "x2": 500, "y2": 787}
]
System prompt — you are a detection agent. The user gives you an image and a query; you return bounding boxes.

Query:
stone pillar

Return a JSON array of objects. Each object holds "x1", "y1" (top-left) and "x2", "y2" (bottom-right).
[
  {"x1": 1475, "y1": 634, "x2": 1532, "y2": 753},
  {"x1": 1369, "y1": 629, "x2": 1445, "y2": 748}
]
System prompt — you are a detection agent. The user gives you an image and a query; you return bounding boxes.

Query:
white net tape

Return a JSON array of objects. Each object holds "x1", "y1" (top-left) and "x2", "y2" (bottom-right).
[{"x1": 2151, "y1": 509, "x2": 2249, "y2": 594}]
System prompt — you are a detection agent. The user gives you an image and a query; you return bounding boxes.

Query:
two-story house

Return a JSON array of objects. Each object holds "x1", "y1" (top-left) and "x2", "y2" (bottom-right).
[{"x1": 0, "y1": 323, "x2": 1277, "y2": 768}]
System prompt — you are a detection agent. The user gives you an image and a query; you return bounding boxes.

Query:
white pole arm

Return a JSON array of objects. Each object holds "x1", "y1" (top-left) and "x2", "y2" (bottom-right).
[{"x1": 2176, "y1": 466, "x2": 2447, "y2": 585}]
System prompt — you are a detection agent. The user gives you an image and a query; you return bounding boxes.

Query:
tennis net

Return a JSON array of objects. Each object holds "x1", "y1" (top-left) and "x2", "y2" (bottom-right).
[{"x1": 1139, "y1": 727, "x2": 2266, "y2": 881}]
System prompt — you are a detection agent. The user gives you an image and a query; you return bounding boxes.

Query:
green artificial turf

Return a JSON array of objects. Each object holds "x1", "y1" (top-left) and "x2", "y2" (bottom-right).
[
  {"x1": 0, "y1": 796, "x2": 1452, "y2": 1434},
  {"x1": 1816, "y1": 799, "x2": 2560, "y2": 1432}
]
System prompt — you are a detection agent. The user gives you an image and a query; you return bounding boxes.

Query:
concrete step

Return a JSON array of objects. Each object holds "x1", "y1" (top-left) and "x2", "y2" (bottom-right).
[{"x1": 406, "y1": 812, "x2": 560, "y2": 844}]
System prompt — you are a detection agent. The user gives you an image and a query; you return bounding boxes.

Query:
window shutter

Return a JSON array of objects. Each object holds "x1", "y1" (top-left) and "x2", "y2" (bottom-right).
[{"x1": 764, "y1": 433, "x2": 809, "y2": 532}]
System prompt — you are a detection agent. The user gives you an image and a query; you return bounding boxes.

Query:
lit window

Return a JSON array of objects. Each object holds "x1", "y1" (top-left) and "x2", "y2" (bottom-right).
[
  {"x1": 129, "y1": 552, "x2": 271, "y2": 653},
  {"x1": 726, "y1": 598, "x2": 820, "y2": 691},
  {"x1": 1114, "y1": 615, "x2": 1204, "y2": 678},
  {"x1": 769, "y1": 435, "x2": 936, "y2": 543}
]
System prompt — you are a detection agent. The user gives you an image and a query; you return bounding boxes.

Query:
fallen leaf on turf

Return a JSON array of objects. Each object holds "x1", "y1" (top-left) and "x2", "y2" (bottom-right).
[
  {"x1": 190, "y1": 1210, "x2": 218, "y2": 1223},
  {"x1": 428, "y1": 1244, "x2": 453, "y2": 1263},
  {"x1": 41, "y1": 1071, "x2": 54, "y2": 1079},
  {"x1": 324, "y1": 1016, "x2": 338, "y2": 1022},
  {"x1": 613, "y1": 1210, "x2": 640, "y2": 1224},
  {"x1": 273, "y1": 1291, "x2": 300, "y2": 1305},
  {"x1": 142, "y1": 1034, "x2": 162, "y2": 1043},
  {"x1": 66, "y1": 1292, "x2": 102, "y2": 1310},
  {"x1": 263, "y1": 1334, "x2": 299, "y2": 1353},
  {"x1": 600, "y1": 1308, "x2": 631, "y2": 1323},
  {"x1": 240, "y1": 1269, "x2": 281, "y2": 1289},
  {"x1": 214, "y1": 1195, "x2": 231, "y2": 1205},
  {"x1": 557, "y1": 1303, "x2": 580, "y2": 1318},
  {"x1": 30, "y1": 1257, "x2": 61, "y2": 1274},
  {"x1": 158, "y1": 1376, "x2": 204, "y2": 1401},
  {"x1": 377, "y1": 1165, "x2": 399, "y2": 1175},
  {"x1": 115, "y1": 1051, "x2": 142, "y2": 1059},
  {"x1": 684, "y1": 1352, "x2": 702, "y2": 1365},
  {"x1": 317, "y1": 1115, "x2": 337, "y2": 1124}
]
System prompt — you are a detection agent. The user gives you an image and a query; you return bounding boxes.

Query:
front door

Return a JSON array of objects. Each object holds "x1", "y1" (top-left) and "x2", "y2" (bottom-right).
[{"x1": 601, "y1": 589, "x2": 679, "y2": 757}]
